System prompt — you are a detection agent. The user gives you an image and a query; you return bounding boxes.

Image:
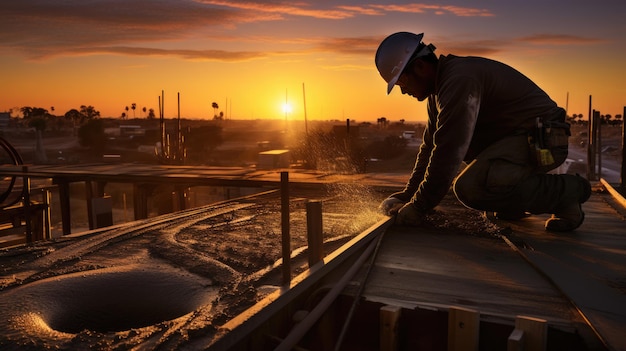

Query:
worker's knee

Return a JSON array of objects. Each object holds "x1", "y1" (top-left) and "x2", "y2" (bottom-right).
[
  {"x1": 454, "y1": 158, "x2": 531, "y2": 210},
  {"x1": 453, "y1": 175, "x2": 482, "y2": 209}
]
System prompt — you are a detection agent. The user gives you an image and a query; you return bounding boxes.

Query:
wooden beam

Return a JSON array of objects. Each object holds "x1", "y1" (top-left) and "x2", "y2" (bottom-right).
[
  {"x1": 133, "y1": 184, "x2": 149, "y2": 220},
  {"x1": 447, "y1": 306, "x2": 480, "y2": 351},
  {"x1": 85, "y1": 180, "x2": 94, "y2": 230},
  {"x1": 507, "y1": 328, "x2": 524, "y2": 351},
  {"x1": 380, "y1": 305, "x2": 402, "y2": 351},
  {"x1": 515, "y1": 316, "x2": 547, "y2": 351},
  {"x1": 306, "y1": 200, "x2": 323, "y2": 267},
  {"x1": 57, "y1": 180, "x2": 71, "y2": 235}
]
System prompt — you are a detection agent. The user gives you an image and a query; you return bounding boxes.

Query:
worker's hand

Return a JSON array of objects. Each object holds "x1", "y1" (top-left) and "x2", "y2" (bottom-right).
[
  {"x1": 379, "y1": 197, "x2": 405, "y2": 216},
  {"x1": 396, "y1": 202, "x2": 426, "y2": 226}
]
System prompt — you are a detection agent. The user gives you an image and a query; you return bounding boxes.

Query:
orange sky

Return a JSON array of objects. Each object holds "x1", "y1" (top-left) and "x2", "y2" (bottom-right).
[{"x1": 1, "y1": 1, "x2": 625, "y2": 123}]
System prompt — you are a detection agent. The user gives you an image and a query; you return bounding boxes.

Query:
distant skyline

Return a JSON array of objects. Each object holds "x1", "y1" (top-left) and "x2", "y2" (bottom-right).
[{"x1": 1, "y1": 0, "x2": 625, "y2": 122}]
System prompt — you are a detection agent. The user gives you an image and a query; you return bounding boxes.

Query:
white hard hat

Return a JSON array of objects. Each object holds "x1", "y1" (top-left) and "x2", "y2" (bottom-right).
[{"x1": 375, "y1": 32, "x2": 430, "y2": 94}]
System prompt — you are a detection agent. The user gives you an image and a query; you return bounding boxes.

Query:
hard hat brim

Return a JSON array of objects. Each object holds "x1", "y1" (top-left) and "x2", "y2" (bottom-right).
[{"x1": 385, "y1": 39, "x2": 431, "y2": 95}]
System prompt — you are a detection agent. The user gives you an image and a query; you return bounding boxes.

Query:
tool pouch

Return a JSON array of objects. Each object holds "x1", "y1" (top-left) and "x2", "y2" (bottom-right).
[{"x1": 528, "y1": 117, "x2": 570, "y2": 168}]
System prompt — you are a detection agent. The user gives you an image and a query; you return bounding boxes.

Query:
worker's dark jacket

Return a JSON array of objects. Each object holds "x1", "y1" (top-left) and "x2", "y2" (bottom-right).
[{"x1": 395, "y1": 54, "x2": 567, "y2": 211}]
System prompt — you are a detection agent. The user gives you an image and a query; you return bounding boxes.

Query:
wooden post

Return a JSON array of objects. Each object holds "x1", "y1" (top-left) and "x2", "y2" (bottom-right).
[
  {"x1": 281, "y1": 172, "x2": 291, "y2": 285},
  {"x1": 380, "y1": 305, "x2": 402, "y2": 351},
  {"x1": 172, "y1": 186, "x2": 186, "y2": 212},
  {"x1": 133, "y1": 184, "x2": 149, "y2": 220},
  {"x1": 42, "y1": 188, "x2": 51, "y2": 240},
  {"x1": 447, "y1": 306, "x2": 479, "y2": 351},
  {"x1": 514, "y1": 316, "x2": 547, "y2": 351},
  {"x1": 57, "y1": 180, "x2": 71, "y2": 235},
  {"x1": 591, "y1": 110, "x2": 600, "y2": 180},
  {"x1": 85, "y1": 180, "x2": 94, "y2": 230},
  {"x1": 22, "y1": 166, "x2": 33, "y2": 242},
  {"x1": 587, "y1": 96, "x2": 594, "y2": 180},
  {"x1": 306, "y1": 200, "x2": 323, "y2": 267},
  {"x1": 507, "y1": 329, "x2": 524, "y2": 351}
]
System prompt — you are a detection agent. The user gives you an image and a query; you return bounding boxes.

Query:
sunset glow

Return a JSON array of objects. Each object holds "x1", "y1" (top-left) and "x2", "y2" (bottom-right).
[
  {"x1": 282, "y1": 103, "x2": 293, "y2": 115},
  {"x1": 1, "y1": 1, "x2": 625, "y2": 123}
]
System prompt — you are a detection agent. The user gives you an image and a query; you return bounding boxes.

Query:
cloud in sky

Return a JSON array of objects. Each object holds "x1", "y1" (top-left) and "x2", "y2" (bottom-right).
[
  {"x1": 518, "y1": 34, "x2": 604, "y2": 46},
  {"x1": 2, "y1": 0, "x2": 623, "y2": 120},
  {"x1": 1, "y1": 0, "x2": 503, "y2": 60}
]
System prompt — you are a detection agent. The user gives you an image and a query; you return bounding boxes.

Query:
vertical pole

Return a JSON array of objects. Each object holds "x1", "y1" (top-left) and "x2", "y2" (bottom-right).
[
  {"x1": 177, "y1": 92, "x2": 182, "y2": 162},
  {"x1": 592, "y1": 110, "x2": 600, "y2": 180},
  {"x1": 597, "y1": 111, "x2": 602, "y2": 179},
  {"x1": 281, "y1": 171, "x2": 291, "y2": 285},
  {"x1": 42, "y1": 189, "x2": 51, "y2": 239},
  {"x1": 303, "y1": 83, "x2": 308, "y2": 136},
  {"x1": 22, "y1": 166, "x2": 32, "y2": 243},
  {"x1": 619, "y1": 106, "x2": 626, "y2": 189},
  {"x1": 306, "y1": 200, "x2": 323, "y2": 267},
  {"x1": 57, "y1": 180, "x2": 71, "y2": 235},
  {"x1": 587, "y1": 96, "x2": 593, "y2": 180},
  {"x1": 85, "y1": 180, "x2": 94, "y2": 230},
  {"x1": 160, "y1": 91, "x2": 165, "y2": 159}
]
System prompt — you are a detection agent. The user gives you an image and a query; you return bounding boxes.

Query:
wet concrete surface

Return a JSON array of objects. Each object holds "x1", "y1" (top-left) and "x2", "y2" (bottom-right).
[{"x1": 0, "y1": 184, "x2": 388, "y2": 350}]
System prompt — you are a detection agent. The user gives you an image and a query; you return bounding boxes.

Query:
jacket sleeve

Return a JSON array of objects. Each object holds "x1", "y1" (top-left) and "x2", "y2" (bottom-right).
[
  {"x1": 391, "y1": 98, "x2": 437, "y2": 202},
  {"x1": 408, "y1": 76, "x2": 481, "y2": 211}
]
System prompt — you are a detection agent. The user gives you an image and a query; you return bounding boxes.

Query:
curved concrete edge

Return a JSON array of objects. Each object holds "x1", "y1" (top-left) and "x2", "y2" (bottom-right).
[{"x1": 599, "y1": 178, "x2": 626, "y2": 211}]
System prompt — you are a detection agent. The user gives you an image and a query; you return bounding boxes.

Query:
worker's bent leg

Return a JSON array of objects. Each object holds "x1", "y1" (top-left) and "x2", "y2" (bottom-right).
[
  {"x1": 453, "y1": 134, "x2": 534, "y2": 213},
  {"x1": 454, "y1": 132, "x2": 590, "y2": 230}
]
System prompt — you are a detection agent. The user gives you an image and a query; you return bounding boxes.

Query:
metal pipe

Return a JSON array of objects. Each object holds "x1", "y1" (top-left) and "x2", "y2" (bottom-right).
[
  {"x1": 281, "y1": 172, "x2": 291, "y2": 285},
  {"x1": 621, "y1": 106, "x2": 625, "y2": 189},
  {"x1": 334, "y1": 231, "x2": 386, "y2": 351},
  {"x1": 274, "y1": 230, "x2": 383, "y2": 351}
]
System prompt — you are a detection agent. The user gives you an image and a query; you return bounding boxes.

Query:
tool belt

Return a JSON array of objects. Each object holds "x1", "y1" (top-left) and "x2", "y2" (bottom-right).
[{"x1": 528, "y1": 117, "x2": 570, "y2": 167}]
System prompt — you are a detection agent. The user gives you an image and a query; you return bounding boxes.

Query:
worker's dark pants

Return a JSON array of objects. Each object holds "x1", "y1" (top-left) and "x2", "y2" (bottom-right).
[{"x1": 453, "y1": 133, "x2": 579, "y2": 215}]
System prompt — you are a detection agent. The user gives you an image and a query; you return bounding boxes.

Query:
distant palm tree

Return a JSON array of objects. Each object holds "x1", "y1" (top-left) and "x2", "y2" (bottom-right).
[
  {"x1": 20, "y1": 106, "x2": 33, "y2": 118},
  {"x1": 79, "y1": 105, "x2": 100, "y2": 119},
  {"x1": 142, "y1": 106, "x2": 147, "y2": 117},
  {"x1": 212, "y1": 102, "x2": 219, "y2": 119},
  {"x1": 125, "y1": 106, "x2": 129, "y2": 119},
  {"x1": 131, "y1": 103, "x2": 137, "y2": 118}
]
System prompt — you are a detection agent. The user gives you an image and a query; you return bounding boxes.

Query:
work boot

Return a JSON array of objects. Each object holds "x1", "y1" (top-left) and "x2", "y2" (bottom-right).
[{"x1": 545, "y1": 176, "x2": 592, "y2": 232}]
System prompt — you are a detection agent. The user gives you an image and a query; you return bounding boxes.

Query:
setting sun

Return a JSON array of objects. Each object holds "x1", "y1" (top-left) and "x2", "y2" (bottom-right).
[{"x1": 282, "y1": 103, "x2": 293, "y2": 115}]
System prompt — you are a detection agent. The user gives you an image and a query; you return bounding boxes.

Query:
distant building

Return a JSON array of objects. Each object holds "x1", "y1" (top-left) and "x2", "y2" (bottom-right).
[
  {"x1": 402, "y1": 131, "x2": 416, "y2": 139},
  {"x1": 0, "y1": 112, "x2": 10, "y2": 130},
  {"x1": 119, "y1": 125, "x2": 145, "y2": 138},
  {"x1": 332, "y1": 124, "x2": 360, "y2": 139},
  {"x1": 258, "y1": 149, "x2": 290, "y2": 169}
]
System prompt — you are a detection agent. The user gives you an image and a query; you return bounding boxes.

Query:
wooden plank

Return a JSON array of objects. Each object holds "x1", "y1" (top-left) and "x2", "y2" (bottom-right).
[
  {"x1": 600, "y1": 178, "x2": 626, "y2": 209},
  {"x1": 495, "y1": 194, "x2": 626, "y2": 351},
  {"x1": 447, "y1": 306, "x2": 479, "y2": 351},
  {"x1": 515, "y1": 316, "x2": 546, "y2": 351},
  {"x1": 507, "y1": 328, "x2": 524, "y2": 351},
  {"x1": 363, "y1": 228, "x2": 577, "y2": 324},
  {"x1": 306, "y1": 200, "x2": 324, "y2": 267},
  {"x1": 380, "y1": 305, "x2": 401, "y2": 351}
]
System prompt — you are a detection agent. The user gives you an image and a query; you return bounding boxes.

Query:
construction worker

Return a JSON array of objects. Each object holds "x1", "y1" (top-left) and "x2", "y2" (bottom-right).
[{"x1": 376, "y1": 32, "x2": 591, "y2": 232}]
